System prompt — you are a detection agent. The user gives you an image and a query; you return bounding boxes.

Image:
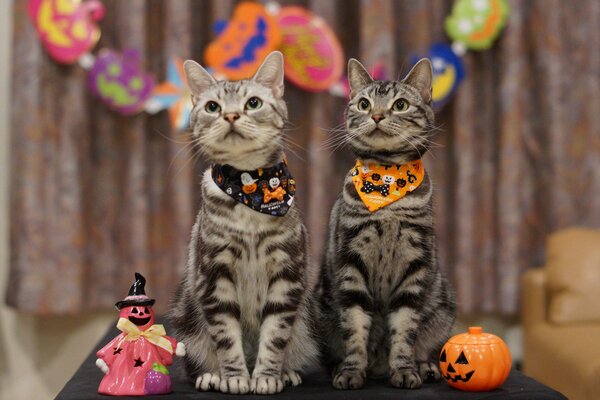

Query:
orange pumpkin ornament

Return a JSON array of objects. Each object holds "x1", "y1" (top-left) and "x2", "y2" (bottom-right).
[
  {"x1": 439, "y1": 326, "x2": 511, "y2": 391},
  {"x1": 204, "y1": 2, "x2": 281, "y2": 80}
]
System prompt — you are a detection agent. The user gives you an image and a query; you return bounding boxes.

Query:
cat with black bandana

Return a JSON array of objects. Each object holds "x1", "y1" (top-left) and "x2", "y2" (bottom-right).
[{"x1": 170, "y1": 52, "x2": 318, "y2": 395}]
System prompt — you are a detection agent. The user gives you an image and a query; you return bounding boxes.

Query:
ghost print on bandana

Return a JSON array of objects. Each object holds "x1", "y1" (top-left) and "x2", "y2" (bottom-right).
[{"x1": 212, "y1": 159, "x2": 296, "y2": 216}]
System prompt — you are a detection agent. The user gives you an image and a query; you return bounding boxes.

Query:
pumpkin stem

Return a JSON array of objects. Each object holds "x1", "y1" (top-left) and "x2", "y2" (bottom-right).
[{"x1": 468, "y1": 326, "x2": 483, "y2": 334}]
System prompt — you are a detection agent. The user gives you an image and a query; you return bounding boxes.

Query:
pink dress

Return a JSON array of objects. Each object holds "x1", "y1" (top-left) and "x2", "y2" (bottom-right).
[{"x1": 97, "y1": 333, "x2": 178, "y2": 396}]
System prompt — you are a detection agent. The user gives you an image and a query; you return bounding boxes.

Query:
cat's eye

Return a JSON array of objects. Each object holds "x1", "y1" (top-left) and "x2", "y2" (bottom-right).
[
  {"x1": 205, "y1": 101, "x2": 221, "y2": 113},
  {"x1": 245, "y1": 97, "x2": 263, "y2": 110},
  {"x1": 392, "y1": 98, "x2": 410, "y2": 112},
  {"x1": 357, "y1": 98, "x2": 371, "y2": 112}
]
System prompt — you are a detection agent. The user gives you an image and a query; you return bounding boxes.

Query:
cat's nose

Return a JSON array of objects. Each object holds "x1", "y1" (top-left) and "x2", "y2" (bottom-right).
[
  {"x1": 224, "y1": 113, "x2": 240, "y2": 123},
  {"x1": 372, "y1": 114, "x2": 385, "y2": 123}
]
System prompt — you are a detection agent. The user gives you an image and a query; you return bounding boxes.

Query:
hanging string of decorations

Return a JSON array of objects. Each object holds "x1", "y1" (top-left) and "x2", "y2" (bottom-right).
[{"x1": 27, "y1": 0, "x2": 509, "y2": 129}]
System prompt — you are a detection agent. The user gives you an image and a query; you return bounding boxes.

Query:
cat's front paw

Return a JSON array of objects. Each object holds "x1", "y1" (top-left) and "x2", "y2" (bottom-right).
[
  {"x1": 332, "y1": 369, "x2": 366, "y2": 390},
  {"x1": 251, "y1": 375, "x2": 284, "y2": 394},
  {"x1": 219, "y1": 375, "x2": 250, "y2": 394},
  {"x1": 282, "y1": 370, "x2": 302, "y2": 387},
  {"x1": 390, "y1": 368, "x2": 422, "y2": 389},
  {"x1": 195, "y1": 372, "x2": 220, "y2": 391}
]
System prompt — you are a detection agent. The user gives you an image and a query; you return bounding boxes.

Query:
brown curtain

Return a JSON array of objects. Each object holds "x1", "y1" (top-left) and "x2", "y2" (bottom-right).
[{"x1": 7, "y1": 0, "x2": 600, "y2": 316}]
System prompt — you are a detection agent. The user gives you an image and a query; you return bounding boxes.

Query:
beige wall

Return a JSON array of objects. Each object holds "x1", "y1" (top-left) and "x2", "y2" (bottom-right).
[
  {"x1": 0, "y1": 2, "x2": 113, "y2": 399},
  {"x1": 0, "y1": 2, "x2": 521, "y2": 399}
]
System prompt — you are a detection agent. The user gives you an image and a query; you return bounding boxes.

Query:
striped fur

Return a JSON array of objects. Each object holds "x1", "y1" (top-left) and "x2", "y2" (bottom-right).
[
  {"x1": 170, "y1": 52, "x2": 319, "y2": 395},
  {"x1": 318, "y1": 59, "x2": 456, "y2": 390}
]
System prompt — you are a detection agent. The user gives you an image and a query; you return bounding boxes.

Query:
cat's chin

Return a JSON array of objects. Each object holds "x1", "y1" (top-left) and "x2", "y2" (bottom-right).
[
  {"x1": 222, "y1": 129, "x2": 248, "y2": 140},
  {"x1": 366, "y1": 128, "x2": 394, "y2": 138},
  {"x1": 208, "y1": 148, "x2": 285, "y2": 171},
  {"x1": 351, "y1": 147, "x2": 424, "y2": 166}
]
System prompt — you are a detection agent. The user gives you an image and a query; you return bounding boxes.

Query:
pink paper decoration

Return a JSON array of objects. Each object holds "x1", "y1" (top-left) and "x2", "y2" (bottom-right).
[
  {"x1": 28, "y1": 0, "x2": 105, "y2": 64},
  {"x1": 277, "y1": 6, "x2": 344, "y2": 92}
]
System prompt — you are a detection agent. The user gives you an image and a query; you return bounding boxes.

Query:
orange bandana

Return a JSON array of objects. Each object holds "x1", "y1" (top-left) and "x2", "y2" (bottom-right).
[{"x1": 351, "y1": 159, "x2": 425, "y2": 212}]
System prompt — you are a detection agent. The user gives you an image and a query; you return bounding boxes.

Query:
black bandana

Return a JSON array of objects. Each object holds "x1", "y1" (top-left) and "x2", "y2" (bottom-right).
[{"x1": 211, "y1": 159, "x2": 296, "y2": 217}]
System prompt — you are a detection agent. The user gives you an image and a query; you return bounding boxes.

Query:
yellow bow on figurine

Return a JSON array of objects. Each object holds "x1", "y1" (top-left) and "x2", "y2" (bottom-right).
[{"x1": 116, "y1": 317, "x2": 173, "y2": 353}]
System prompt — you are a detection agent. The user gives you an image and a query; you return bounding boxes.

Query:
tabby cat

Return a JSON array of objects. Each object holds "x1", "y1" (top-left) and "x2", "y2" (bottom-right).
[
  {"x1": 318, "y1": 58, "x2": 456, "y2": 390},
  {"x1": 170, "y1": 52, "x2": 318, "y2": 395}
]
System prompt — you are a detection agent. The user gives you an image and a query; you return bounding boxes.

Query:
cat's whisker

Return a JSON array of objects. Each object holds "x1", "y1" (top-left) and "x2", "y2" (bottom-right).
[
  {"x1": 319, "y1": 135, "x2": 349, "y2": 150},
  {"x1": 323, "y1": 124, "x2": 365, "y2": 155},
  {"x1": 319, "y1": 132, "x2": 352, "y2": 151},
  {"x1": 319, "y1": 128, "x2": 352, "y2": 150},
  {"x1": 171, "y1": 143, "x2": 204, "y2": 180},
  {"x1": 282, "y1": 134, "x2": 308, "y2": 152},
  {"x1": 167, "y1": 142, "x2": 195, "y2": 173},
  {"x1": 153, "y1": 128, "x2": 192, "y2": 145}
]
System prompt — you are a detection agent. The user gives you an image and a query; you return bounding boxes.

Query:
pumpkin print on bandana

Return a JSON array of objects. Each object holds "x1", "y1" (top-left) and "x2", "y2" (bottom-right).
[
  {"x1": 352, "y1": 159, "x2": 425, "y2": 212},
  {"x1": 212, "y1": 158, "x2": 296, "y2": 217}
]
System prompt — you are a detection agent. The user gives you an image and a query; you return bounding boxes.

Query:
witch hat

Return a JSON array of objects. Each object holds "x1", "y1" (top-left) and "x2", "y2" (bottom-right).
[{"x1": 115, "y1": 272, "x2": 156, "y2": 309}]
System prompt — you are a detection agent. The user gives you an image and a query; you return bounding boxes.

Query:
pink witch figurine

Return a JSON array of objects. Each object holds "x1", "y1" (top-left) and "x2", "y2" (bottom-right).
[{"x1": 95, "y1": 272, "x2": 186, "y2": 396}]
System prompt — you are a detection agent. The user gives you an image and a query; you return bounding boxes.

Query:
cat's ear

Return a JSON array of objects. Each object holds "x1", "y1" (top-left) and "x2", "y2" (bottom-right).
[
  {"x1": 402, "y1": 58, "x2": 433, "y2": 104},
  {"x1": 348, "y1": 58, "x2": 373, "y2": 98},
  {"x1": 253, "y1": 51, "x2": 285, "y2": 98},
  {"x1": 183, "y1": 60, "x2": 216, "y2": 105}
]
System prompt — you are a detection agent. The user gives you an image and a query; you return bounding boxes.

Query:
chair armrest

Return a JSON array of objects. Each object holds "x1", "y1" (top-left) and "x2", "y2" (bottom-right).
[{"x1": 521, "y1": 268, "x2": 548, "y2": 330}]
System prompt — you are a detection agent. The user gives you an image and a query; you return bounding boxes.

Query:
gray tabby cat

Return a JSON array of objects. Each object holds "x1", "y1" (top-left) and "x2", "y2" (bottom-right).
[
  {"x1": 170, "y1": 52, "x2": 318, "y2": 395},
  {"x1": 319, "y1": 58, "x2": 456, "y2": 390}
]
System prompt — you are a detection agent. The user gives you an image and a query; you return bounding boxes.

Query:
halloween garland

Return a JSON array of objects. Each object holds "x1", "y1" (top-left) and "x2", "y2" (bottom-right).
[
  {"x1": 28, "y1": 0, "x2": 508, "y2": 125},
  {"x1": 330, "y1": 0, "x2": 509, "y2": 109}
]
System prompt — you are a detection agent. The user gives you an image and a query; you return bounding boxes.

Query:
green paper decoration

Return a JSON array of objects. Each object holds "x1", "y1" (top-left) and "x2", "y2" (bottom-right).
[{"x1": 445, "y1": 0, "x2": 509, "y2": 50}]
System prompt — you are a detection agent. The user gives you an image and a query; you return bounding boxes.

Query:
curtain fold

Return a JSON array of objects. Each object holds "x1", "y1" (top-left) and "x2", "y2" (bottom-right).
[{"x1": 7, "y1": 0, "x2": 600, "y2": 316}]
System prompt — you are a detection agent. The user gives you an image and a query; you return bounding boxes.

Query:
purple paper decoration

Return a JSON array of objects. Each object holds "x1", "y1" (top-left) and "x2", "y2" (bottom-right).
[{"x1": 87, "y1": 49, "x2": 155, "y2": 115}]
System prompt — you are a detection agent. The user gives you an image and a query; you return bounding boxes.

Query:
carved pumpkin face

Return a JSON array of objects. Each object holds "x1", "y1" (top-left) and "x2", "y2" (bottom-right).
[
  {"x1": 439, "y1": 327, "x2": 511, "y2": 392},
  {"x1": 119, "y1": 305, "x2": 155, "y2": 331},
  {"x1": 440, "y1": 348, "x2": 475, "y2": 384}
]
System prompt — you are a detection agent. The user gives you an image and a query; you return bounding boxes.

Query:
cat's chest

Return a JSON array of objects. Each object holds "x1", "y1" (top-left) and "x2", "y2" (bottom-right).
[
  {"x1": 344, "y1": 208, "x2": 423, "y2": 299},
  {"x1": 232, "y1": 235, "x2": 270, "y2": 329},
  {"x1": 358, "y1": 218, "x2": 406, "y2": 267}
]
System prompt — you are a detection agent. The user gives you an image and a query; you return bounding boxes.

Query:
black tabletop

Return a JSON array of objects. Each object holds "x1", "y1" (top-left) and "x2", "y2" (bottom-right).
[{"x1": 56, "y1": 322, "x2": 566, "y2": 400}]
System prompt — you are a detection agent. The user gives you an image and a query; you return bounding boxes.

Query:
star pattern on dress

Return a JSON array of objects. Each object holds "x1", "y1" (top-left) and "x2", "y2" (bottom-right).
[
  {"x1": 134, "y1": 357, "x2": 144, "y2": 367},
  {"x1": 112, "y1": 347, "x2": 122, "y2": 355}
]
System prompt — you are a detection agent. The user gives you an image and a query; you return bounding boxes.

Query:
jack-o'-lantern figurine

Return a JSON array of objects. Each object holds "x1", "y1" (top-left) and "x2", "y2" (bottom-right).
[
  {"x1": 439, "y1": 326, "x2": 511, "y2": 392},
  {"x1": 96, "y1": 273, "x2": 186, "y2": 396}
]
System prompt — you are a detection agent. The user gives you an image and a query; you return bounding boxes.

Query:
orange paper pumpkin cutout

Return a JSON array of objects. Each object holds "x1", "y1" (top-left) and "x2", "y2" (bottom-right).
[
  {"x1": 204, "y1": 2, "x2": 281, "y2": 80},
  {"x1": 440, "y1": 327, "x2": 511, "y2": 392}
]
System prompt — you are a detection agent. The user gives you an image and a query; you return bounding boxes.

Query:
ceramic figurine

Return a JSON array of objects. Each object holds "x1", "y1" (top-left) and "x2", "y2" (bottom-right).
[
  {"x1": 439, "y1": 326, "x2": 511, "y2": 392},
  {"x1": 96, "y1": 272, "x2": 186, "y2": 396}
]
